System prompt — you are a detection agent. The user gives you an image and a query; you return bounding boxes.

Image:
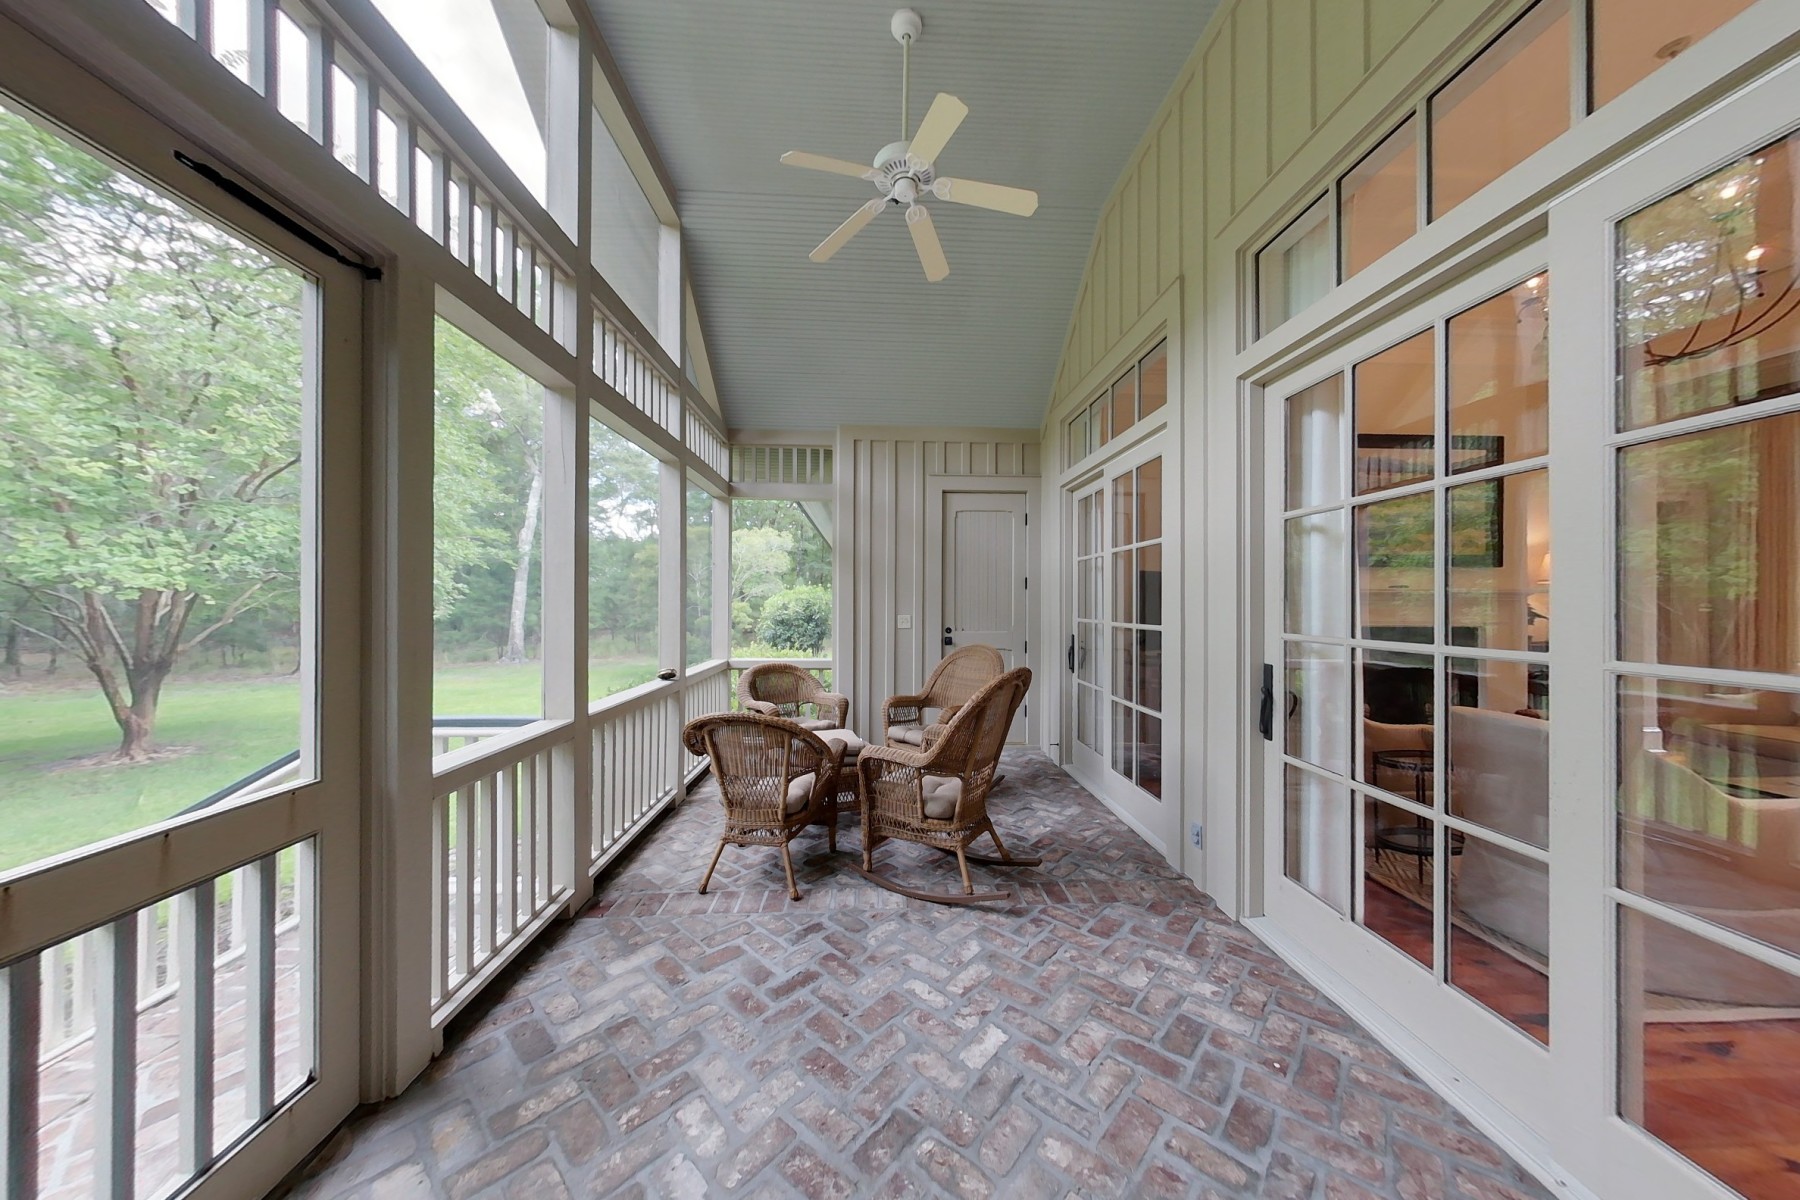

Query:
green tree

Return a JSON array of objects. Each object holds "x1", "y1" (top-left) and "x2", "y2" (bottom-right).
[
  {"x1": 729, "y1": 526, "x2": 793, "y2": 642},
  {"x1": 758, "y1": 586, "x2": 831, "y2": 654},
  {"x1": 0, "y1": 106, "x2": 304, "y2": 759}
]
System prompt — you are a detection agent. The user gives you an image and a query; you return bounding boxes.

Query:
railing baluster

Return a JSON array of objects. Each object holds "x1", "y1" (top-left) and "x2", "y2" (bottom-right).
[
  {"x1": 178, "y1": 880, "x2": 216, "y2": 1176},
  {"x1": 244, "y1": 854, "x2": 278, "y2": 1122},
  {"x1": 293, "y1": 838, "x2": 318, "y2": 1086},
  {"x1": 478, "y1": 774, "x2": 497, "y2": 961},
  {"x1": 2, "y1": 956, "x2": 41, "y2": 1198},
  {"x1": 432, "y1": 792, "x2": 448, "y2": 1002},
  {"x1": 455, "y1": 784, "x2": 474, "y2": 982},
  {"x1": 95, "y1": 912, "x2": 139, "y2": 1200}
]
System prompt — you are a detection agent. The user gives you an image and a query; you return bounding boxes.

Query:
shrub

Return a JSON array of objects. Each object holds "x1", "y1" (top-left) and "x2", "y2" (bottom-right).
[{"x1": 756, "y1": 586, "x2": 831, "y2": 654}]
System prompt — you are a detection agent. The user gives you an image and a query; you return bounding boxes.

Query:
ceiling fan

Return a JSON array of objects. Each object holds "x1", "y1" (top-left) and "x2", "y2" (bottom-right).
[{"x1": 779, "y1": 8, "x2": 1039, "y2": 282}]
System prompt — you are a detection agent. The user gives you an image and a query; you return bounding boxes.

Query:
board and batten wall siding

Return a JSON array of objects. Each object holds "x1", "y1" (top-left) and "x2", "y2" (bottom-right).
[
  {"x1": 1040, "y1": 0, "x2": 1526, "y2": 909},
  {"x1": 834, "y1": 430, "x2": 1039, "y2": 737}
]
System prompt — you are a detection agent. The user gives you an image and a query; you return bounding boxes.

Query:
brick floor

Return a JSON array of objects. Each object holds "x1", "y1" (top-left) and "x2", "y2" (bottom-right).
[{"x1": 277, "y1": 751, "x2": 1553, "y2": 1199}]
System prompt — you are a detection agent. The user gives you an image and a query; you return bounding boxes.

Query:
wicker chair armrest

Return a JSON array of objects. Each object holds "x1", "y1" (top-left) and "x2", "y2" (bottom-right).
[
  {"x1": 815, "y1": 692, "x2": 851, "y2": 726},
  {"x1": 883, "y1": 695, "x2": 928, "y2": 727},
  {"x1": 740, "y1": 698, "x2": 780, "y2": 717},
  {"x1": 919, "y1": 722, "x2": 952, "y2": 753}
]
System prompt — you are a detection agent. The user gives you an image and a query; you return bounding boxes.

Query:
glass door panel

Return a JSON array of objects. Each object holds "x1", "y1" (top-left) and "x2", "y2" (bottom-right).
[{"x1": 1606, "y1": 122, "x2": 1800, "y2": 1200}]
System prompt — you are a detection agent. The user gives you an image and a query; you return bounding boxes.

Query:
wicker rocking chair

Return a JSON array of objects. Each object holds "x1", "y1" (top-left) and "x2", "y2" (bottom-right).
[
  {"x1": 881, "y1": 644, "x2": 1005, "y2": 748},
  {"x1": 737, "y1": 662, "x2": 850, "y2": 731},
  {"x1": 681, "y1": 713, "x2": 843, "y2": 901},
  {"x1": 856, "y1": 667, "x2": 1039, "y2": 904}
]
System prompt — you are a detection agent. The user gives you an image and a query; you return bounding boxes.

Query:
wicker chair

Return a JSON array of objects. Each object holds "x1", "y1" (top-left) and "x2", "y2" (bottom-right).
[
  {"x1": 737, "y1": 663, "x2": 850, "y2": 731},
  {"x1": 857, "y1": 667, "x2": 1039, "y2": 903},
  {"x1": 681, "y1": 713, "x2": 843, "y2": 900},
  {"x1": 881, "y1": 644, "x2": 1005, "y2": 748}
]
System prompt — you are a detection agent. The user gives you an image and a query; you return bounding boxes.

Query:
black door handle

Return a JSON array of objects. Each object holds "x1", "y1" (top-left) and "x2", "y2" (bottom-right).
[
  {"x1": 1067, "y1": 634, "x2": 1076, "y2": 672},
  {"x1": 943, "y1": 626, "x2": 953, "y2": 648},
  {"x1": 1258, "y1": 663, "x2": 1275, "y2": 742}
]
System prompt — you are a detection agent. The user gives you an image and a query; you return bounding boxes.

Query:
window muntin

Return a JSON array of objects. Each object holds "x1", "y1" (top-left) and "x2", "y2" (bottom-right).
[
  {"x1": 1066, "y1": 339, "x2": 1171, "y2": 469},
  {"x1": 1429, "y1": 0, "x2": 1572, "y2": 220}
]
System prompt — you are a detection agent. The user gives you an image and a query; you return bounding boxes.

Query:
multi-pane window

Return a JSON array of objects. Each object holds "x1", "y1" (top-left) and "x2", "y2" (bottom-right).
[
  {"x1": 1066, "y1": 339, "x2": 1171, "y2": 468},
  {"x1": 1256, "y1": 0, "x2": 1749, "y2": 335},
  {"x1": 1280, "y1": 270, "x2": 1553, "y2": 1043}
]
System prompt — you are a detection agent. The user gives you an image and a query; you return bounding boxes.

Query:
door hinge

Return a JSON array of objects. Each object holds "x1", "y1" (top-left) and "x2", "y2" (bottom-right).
[
  {"x1": 1024, "y1": 576, "x2": 1029, "y2": 590},
  {"x1": 1024, "y1": 640, "x2": 1029, "y2": 654}
]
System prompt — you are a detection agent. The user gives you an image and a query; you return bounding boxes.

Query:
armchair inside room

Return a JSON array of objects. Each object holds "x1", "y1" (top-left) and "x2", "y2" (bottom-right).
[{"x1": 736, "y1": 662, "x2": 849, "y2": 731}]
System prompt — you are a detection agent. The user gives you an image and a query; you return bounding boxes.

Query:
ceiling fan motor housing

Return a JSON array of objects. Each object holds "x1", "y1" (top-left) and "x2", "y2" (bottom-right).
[{"x1": 874, "y1": 141, "x2": 933, "y2": 204}]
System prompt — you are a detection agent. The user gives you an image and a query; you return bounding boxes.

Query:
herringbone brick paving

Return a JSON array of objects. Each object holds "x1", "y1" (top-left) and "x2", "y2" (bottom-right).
[{"x1": 279, "y1": 752, "x2": 1554, "y2": 1199}]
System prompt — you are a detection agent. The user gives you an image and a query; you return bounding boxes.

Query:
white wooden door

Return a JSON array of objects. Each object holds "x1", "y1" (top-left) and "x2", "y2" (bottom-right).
[
  {"x1": 942, "y1": 491, "x2": 1030, "y2": 742},
  {"x1": 0, "y1": 72, "x2": 363, "y2": 1200}
]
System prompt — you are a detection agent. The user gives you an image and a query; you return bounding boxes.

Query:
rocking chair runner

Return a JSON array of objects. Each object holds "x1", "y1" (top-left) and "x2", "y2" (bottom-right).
[
  {"x1": 881, "y1": 644, "x2": 1005, "y2": 748},
  {"x1": 681, "y1": 713, "x2": 843, "y2": 901},
  {"x1": 737, "y1": 662, "x2": 850, "y2": 731},
  {"x1": 857, "y1": 667, "x2": 1039, "y2": 903}
]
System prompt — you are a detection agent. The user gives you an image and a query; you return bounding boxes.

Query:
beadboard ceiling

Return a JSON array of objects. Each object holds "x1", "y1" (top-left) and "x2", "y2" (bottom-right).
[{"x1": 584, "y1": 0, "x2": 1216, "y2": 433}]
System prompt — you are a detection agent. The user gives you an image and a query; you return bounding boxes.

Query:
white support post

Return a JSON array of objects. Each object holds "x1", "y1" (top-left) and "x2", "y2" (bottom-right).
[
  {"x1": 94, "y1": 915, "x2": 138, "y2": 1200},
  {"x1": 365, "y1": 261, "x2": 437, "y2": 1098},
  {"x1": 177, "y1": 879, "x2": 216, "y2": 1177},
  {"x1": 1, "y1": 956, "x2": 41, "y2": 1199}
]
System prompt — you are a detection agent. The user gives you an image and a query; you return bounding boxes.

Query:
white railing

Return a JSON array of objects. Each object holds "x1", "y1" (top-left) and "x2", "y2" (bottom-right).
[
  {"x1": 588, "y1": 678, "x2": 684, "y2": 869},
  {"x1": 4, "y1": 841, "x2": 313, "y2": 1200},
  {"x1": 594, "y1": 306, "x2": 680, "y2": 439},
  {"x1": 685, "y1": 407, "x2": 730, "y2": 481},
  {"x1": 429, "y1": 721, "x2": 569, "y2": 1019},
  {"x1": 730, "y1": 445, "x2": 833, "y2": 486},
  {"x1": 136, "y1": 0, "x2": 578, "y2": 352}
]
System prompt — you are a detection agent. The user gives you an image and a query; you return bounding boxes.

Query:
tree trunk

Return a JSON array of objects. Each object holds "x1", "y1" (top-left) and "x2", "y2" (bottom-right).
[
  {"x1": 501, "y1": 465, "x2": 544, "y2": 664},
  {"x1": 114, "y1": 664, "x2": 170, "y2": 761},
  {"x1": 3, "y1": 625, "x2": 18, "y2": 678}
]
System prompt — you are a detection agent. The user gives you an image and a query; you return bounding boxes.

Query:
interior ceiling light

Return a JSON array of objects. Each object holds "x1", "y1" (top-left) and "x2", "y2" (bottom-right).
[{"x1": 778, "y1": 7, "x2": 1039, "y2": 282}]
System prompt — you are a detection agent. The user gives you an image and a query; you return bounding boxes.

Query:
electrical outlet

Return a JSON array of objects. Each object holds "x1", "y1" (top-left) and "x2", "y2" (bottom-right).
[
  {"x1": 896, "y1": 614, "x2": 912, "y2": 629},
  {"x1": 1189, "y1": 822, "x2": 1204, "y2": 849}
]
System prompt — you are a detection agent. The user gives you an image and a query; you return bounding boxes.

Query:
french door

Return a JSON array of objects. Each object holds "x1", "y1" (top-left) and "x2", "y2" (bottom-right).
[
  {"x1": 1066, "y1": 437, "x2": 1175, "y2": 855},
  {"x1": 1259, "y1": 57, "x2": 1800, "y2": 1200},
  {"x1": 0, "y1": 61, "x2": 363, "y2": 1200}
]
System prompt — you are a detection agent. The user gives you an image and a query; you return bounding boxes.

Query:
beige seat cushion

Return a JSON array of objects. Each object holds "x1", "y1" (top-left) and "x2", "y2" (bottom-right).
[
  {"x1": 920, "y1": 775, "x2": 963, "y2": 820},
  {"x1": 785, "y1": 772, "x2": 817, "y2": 815},
  {"x1": 816, "y1": 729, "x2": 867, "y2": 761},
  {"x1": 796, "y1": 717, "x2": 837, "y2": 731},
  {"x1": 890, "y1": 724, "x2": 927, "y2": 746}
]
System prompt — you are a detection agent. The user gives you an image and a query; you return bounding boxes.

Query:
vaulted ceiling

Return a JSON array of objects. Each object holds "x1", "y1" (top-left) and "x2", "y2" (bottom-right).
[{"x1": 585, "y1": 0, "x2": 1216, "y2": 433}]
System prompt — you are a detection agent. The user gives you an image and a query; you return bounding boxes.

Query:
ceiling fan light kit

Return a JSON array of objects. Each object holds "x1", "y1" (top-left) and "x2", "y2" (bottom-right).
[{"x1": 778, "y1": 7, "x2": 1040, "y2": 282}]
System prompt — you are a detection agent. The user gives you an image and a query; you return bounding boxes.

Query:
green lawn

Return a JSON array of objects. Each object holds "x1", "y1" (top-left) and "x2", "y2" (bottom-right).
[{"x1": 0, "y1": 656, "x2": 657, "y2": 874}]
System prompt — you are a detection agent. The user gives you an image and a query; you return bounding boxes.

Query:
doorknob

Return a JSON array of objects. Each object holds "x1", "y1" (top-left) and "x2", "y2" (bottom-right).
[
  {"x1": 1067, "y1": 634, "x2": 1075, "y2": 673},
  {"x1": 943, "y1": 626, "x2": 953, "y2": 648}
]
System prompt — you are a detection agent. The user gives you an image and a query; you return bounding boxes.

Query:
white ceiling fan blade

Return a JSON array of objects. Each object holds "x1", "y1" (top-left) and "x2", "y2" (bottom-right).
[
  {"x1": 906, "y1": 93, "x2": 968, "y2": 166},
  {"x1": 932, "y1": 177, "x2": 1039, "y2": 217},
  {"x1": 781, "y1": 150, "x2": 878, "y2": 180},
  {"x1": 906, "y1": 205, "x2": 949, "y2": 282},
  {"x1": 810, "y1": 199, "x2": 885, "y2": 263}
]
